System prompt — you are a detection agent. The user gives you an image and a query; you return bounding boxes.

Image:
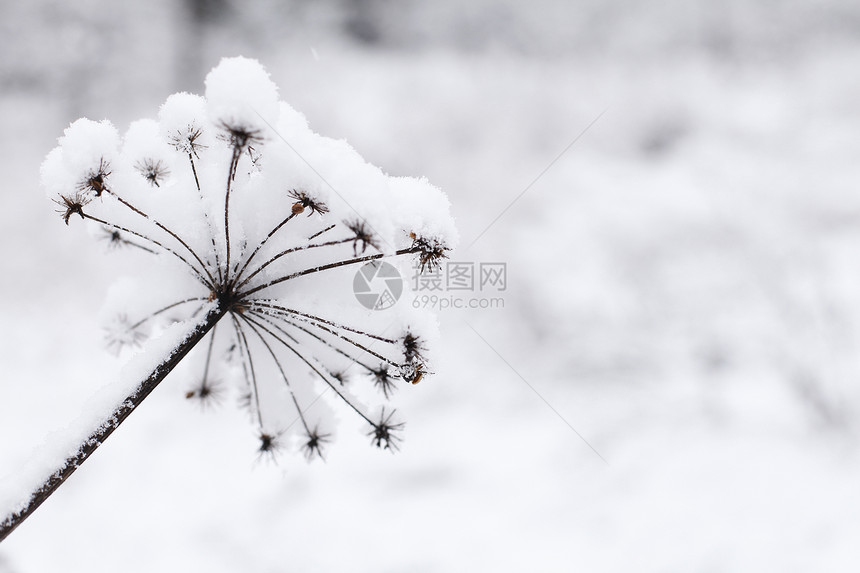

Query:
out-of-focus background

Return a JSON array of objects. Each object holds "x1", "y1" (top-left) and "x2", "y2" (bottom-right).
[{"x1": 2, "y1": 1, "x2": 860, "y2": 570}]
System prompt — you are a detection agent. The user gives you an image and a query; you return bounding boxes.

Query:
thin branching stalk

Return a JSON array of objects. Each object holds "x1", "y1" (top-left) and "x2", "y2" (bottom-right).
[
  {"x1": 249, "y1": 300, "x2": 396, "y2": 343},
  {"x1": 240, "y1": 313, "x2": 374, "y2": 425},
  {"x1": 232, "y1": 236, "x2": 354, "y2": 292},
  {"x1": 128, "y1": 297, "x2": 208, "y2": 331},
  {"x1": 253, "y1": 307, "x2": 401, "y2": 370},
  {"x1": 241, "y1": 316, "x2": 311, "y2": 435},
  {"x1": 82, "y1": 213, "x2": 212, "y2": 288},
  {"x1": 230, "y1": 313, "x2": 264, "y2": 430},
  {"x1": 106, "y1": 191, "x2": 217, "y2": 287},
  {"x1": 308, "y1": 224, "x2": 336, "y2": 240},
  {"x1": 186, "y1": 153, "x2": 224, "y2": 285},
  {"x1": 251, "y1": 311, "x2": 376, "y2": 371},
  {"x1": 239, "y1": 246, "x2": 420, "y2": 298},
  {"x1": 223, "y1": 142, "x2": 245, "y2": 286},
  {"x1": 228, "y1": 212, "x2": 298, "y2": 289}
]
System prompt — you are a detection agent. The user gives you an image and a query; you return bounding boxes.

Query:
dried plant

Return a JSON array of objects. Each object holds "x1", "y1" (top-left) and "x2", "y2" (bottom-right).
[{"x1": 1, "y1": 57, "x2": 455, "y2": 542}]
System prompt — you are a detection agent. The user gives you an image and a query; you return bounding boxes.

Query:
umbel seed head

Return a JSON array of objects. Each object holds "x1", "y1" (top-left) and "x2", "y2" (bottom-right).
[{"x1": 40, "y1": 56, "x2": 458, "y2": 461}]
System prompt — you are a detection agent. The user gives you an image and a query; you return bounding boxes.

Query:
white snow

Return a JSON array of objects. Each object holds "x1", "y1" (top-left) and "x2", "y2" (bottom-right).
[
  {"x1": 39, "y1": 119, "x2": 120, "y2": 201},
  {"x1": 204, "y1": 56, "x2": 281, "y2": 137},
  {"x1": 3, "y1": 4, "x2": 860, "y2": 573}
]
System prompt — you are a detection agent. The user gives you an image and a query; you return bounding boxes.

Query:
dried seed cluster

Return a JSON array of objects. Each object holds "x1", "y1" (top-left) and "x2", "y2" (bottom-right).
[{"x1": 43, "y1": 58, "x2": 454, "y2": 461}]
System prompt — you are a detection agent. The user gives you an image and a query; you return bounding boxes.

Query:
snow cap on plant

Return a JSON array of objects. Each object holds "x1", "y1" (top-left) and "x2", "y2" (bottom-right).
[
  {"x1": 41, "y1": 119, "x2": 120, "y2": 195},
  {"x1": 206, "y1": 55, "x2": 280, "y2": 144},
  {"x1": 39, "y1": 56, "x2": 457, "y2": 461}
]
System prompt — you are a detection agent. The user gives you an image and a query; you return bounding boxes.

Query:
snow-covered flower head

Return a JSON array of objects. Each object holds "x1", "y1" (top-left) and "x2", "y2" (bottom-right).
[{"x1": 40, "y1": 57, "x2": 457, "y2": 459}]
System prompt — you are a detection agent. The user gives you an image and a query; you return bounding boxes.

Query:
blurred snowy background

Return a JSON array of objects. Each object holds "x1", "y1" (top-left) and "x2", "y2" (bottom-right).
[{"x1": 2, "y1": 0, "x2": 860, "y2": 571}]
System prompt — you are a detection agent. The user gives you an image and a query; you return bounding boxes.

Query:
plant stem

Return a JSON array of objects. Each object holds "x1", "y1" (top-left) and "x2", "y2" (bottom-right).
[{"x1": 0, "y1": 305, "x2": 227, "y2": 543}]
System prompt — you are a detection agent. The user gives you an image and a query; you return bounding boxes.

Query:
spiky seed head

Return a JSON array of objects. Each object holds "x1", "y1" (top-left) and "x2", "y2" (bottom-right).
[
  {"x1": 410, "y1": 234, "x2": 449, "y2": 273},
  {"x1": 287, "y1": 190, "x2": 330, "y2": 217},
  {"x1": 346, "y1": 219, "x2": 379, "y2": 255}
]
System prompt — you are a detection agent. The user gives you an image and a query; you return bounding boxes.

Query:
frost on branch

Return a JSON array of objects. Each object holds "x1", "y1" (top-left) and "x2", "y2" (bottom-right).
[{"x1": 40, "y1": 56, "x2": 457, "y2": 461}]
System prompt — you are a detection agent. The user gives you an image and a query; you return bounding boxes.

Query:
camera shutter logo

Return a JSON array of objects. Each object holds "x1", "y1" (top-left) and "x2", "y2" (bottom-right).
[{"x1": 353, "y1": 261, "x2": 403, "y2": 310}]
